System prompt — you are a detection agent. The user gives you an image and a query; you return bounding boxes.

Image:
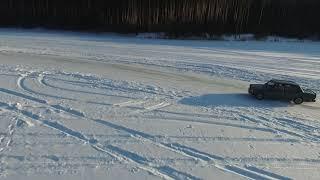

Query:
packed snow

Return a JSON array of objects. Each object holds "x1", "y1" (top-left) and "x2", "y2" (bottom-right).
[{"x1": 0, "y1": 29, "x2": 320, "y2": 180}]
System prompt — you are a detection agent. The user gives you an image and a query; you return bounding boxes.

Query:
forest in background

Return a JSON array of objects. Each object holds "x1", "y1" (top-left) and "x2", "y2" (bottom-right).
[{"x1": 0, "y1": 0, "x2": 319, "y2": 38}]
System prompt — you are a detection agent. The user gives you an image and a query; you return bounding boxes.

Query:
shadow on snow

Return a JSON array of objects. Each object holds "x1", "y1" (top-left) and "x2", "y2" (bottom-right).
[{"x1": 179, "y1": 93, "x2": 290, "y2": 108}]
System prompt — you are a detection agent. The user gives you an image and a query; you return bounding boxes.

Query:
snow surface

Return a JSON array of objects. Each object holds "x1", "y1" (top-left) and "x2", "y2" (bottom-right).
[{"x1": 0, "y1": 29, "x2": 320, "y2": 180}]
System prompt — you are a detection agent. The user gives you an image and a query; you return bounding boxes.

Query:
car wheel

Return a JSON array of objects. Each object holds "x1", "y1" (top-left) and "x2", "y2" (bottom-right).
[
  {"x1": 294, "y1": 97, "x2": 303, "y2": 104},
  {"x1": 255, "y1": 93, "x2": 264, "y2": 100}
]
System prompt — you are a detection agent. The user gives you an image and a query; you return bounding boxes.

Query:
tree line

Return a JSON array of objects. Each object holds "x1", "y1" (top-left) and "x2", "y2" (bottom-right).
[{"x1": 0, "y1": 0, "x2": 319, "y2": 38}]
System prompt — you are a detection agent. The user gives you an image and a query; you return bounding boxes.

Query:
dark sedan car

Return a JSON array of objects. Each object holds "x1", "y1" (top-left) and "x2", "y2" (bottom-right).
[{"x1": 249, "y1": 79, "x2": 316, "y2": 104}]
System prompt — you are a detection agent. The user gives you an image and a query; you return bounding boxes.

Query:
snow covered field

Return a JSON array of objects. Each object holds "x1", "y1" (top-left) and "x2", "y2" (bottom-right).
[{"x1": 0, "y1": 29, "x2": 320, "y2": 180}]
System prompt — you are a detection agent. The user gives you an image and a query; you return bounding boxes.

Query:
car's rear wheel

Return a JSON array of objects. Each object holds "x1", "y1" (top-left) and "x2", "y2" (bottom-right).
[
  {"x1": 294, "y1": 97, "x2": 303, "y2": 104},
  {"x1": 255, "y1": 93, "x2": 264, "y2": 100}
]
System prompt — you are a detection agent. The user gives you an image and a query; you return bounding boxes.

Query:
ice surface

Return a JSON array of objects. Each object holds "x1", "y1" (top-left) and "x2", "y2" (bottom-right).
[{"x1": 0, "y1": 29, "x2": 320, "y2": 180}]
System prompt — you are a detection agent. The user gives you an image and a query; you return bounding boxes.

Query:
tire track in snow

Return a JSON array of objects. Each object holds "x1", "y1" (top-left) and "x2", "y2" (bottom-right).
[
  {"x1": 168, "y1": 143, "x2": 293, "y2": 180},
  {"x1": 104, "y1": 145, "x2": 200, "y2": 180},
  {"x1": 21, "y1": 75, "x2": 170, "y2": 117},
  {"x1": 92, "y1": 119, "x2": 208, "y2": 161},
  {"x1": 113, "y1": 100, "x2": 146, "y2": 107},
  {"x1": 18, "y1": 73, "x2": 129, "y2": 105},
  {"x1": 238, "y1": 114, "x2": 307, "y2": 138},
  {"x1": 20, "y1": 75, "x2": 118, "y2": 107},
  {"x1": 12, "y1": 132, "x2": 299, "y2": 145},
  {"x1": 51, "y1": 104, "x2": 85, "y2": 117},
  {"x1": 0, "y1": 88, "x2": 47, "y2": 104},
  {"x1": 22, "y1": 71, "x2": 186, "y2": 114},
  {"x1": 0, "y1": 87, "x2": 84, "y2": 118},
  {"x1": 2, "y1": 73, "x2": 293, "y2": 179},
  {"x1": 40, "y1": 75, "x2": 134, "y2": 99},
  {"x1": 6, "y1": 76, "x2": 200, "y2": 179},
  {"x1": 91, "y1": 119, "x2": 294, "y2": 180},
  {"x1": 2, "y1": 80, "x2": 300, "y2": 139},
  {"x1": 245, "y1": 166, "x2": 292, "y2": 180},
  {"x1": 19, "y1": 76, "x2": 77, "y2": 101},
  {"x1": 41, "y1": 73, "x2": 175, "y2": 99},
  {"x1": 227, "y1": 156, "x2": 320, "y2": 164},
  {"x1": 144, "y1": 102, "x2": 171, "y2": 111},
  {"x1": 2, "y1": 84, "x2": 310, "y2": 179},
  {"x1": 142, "y1": 114, "x2": 277, "y2": 134},
  {"x1": 237, "y1": 112, "x2": 320, "y2": 143},
  {"x1": 0, "y1": 115, "x2": 18, "y2": 153},
  {"x1": 0, "y1": 81, "x2": 241, "y2": 179},
  {"x1": 224, "y1": 165, "x2": 273, "y2": 180},
  {"x1": 132, "y1": 101, "x2": 172, "y2": 114},
  {"x1": 23, "y1": 74, "x2": 172, "y2": 111},
  {"x1": 142, "y1": 109, "x2": 282, "y2": 134},
  {"x1": 0, "y1": 102, "x2": 181, "y2": 180},
  {"x1": 5, "y1": 79, "x2": 301, "y2": 179},
  {"x1": 0, "y1": 136, "x2": 4, "y2": 153},
  {"x1": 275, "y1": 117, "x2": 319, "y2": 133}
]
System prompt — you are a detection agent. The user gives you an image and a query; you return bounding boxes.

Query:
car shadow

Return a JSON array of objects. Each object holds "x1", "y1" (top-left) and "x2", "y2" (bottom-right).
[{"x1": 179, "y1": 93, "x2": 290, "y2": 108}]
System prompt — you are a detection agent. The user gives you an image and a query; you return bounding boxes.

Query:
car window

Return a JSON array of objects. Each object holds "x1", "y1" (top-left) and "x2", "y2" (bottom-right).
[
  {"x1": 294, "y1": 86, "x2": 302, "y2": 93},
  {"x1": 267, "y1": 81, "x2": 275, "y2": 86},
  {"x1": 284, "y1": 85, "x2": 301, "y2": 93},
  {"x1": 285, "y1": 85, "x2": 293, "y2": 92}
]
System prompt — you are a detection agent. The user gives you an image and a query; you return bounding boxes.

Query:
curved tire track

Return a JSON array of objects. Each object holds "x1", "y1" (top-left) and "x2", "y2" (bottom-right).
[{"x1": 0, "y1": 73, "x2": 297, "y2": 179}]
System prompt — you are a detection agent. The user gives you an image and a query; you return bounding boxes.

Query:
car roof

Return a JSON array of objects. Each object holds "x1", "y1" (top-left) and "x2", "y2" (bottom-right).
[{"x1": 270, "y1": 79, "x2": 299, "y2": 86}]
